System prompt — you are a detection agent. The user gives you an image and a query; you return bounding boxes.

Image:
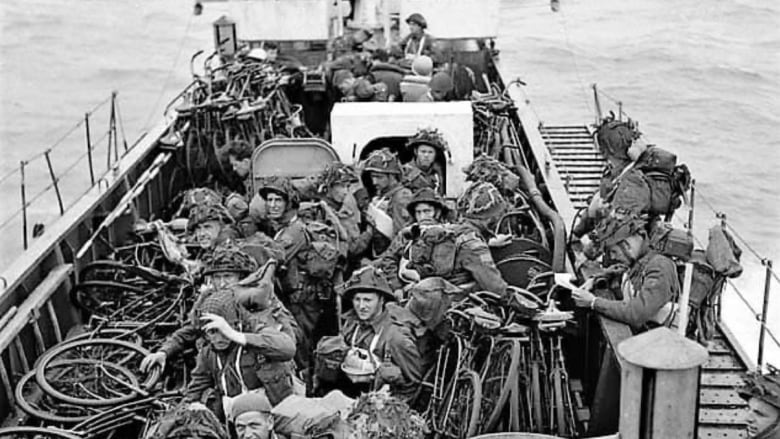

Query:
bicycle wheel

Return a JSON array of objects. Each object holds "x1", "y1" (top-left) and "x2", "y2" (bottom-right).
[
  {"x1": 482, "y1": 339, "x2": 521, "y2": 433},
  {"x1": 35, "y1": 338, "x2": 159, "y2": 407},
  {"x1": 15, "y1": 360, "x2": 103, "y2": 424},
  {"x1": 0, "y1": 427, "x2": 82, "y2": 439},
  {"x1": 530, "y1": 360, "x2": 544, "y2": 431},
  {"x1": 436, "y1": 369, "x2": 482, "y2": 439}
]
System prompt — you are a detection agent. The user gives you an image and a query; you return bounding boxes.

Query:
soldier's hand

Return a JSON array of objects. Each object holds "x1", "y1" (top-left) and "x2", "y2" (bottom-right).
[
  {"x1": 201, "y1": 313, "x2": 247, "y2": 345},
  {"x1": 140, "y1": 351, "x2": 167, "y2": 373},
  {"x1": 188, "y1": 402, "x2": 209, "y2": 412},
  {"x1": 488, "y1": 233, "x2": 513, "y2": 248},
  {"x1": 571, "y1": 288, "x2": 596, "y2": 308}
]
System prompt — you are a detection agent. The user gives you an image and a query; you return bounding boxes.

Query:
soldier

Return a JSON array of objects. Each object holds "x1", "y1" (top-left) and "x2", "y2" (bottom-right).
[
  {"x1": 406, "y1": 128, "x2": 448, "y2": 194},
  {"x1": 339, "y1": 266, "x2": 423, "y2": 403},
  {"x1": 399, "y1": 56, "x2": 433, "y2": 102},
  {"x1": 571, "y1": 215, "x2": 681, "y2": 332},
  {"x1": 185, "y1": 290, "x2": 298, "y2": 421},
  {"x1": 738, "y1": 369, "x2": 780, "y2": 439},
  {"x1": 417, "y1": 72, "x2": 454, "y2": 103},
  {"x1": 360, "y1": 150, "x2": 413, "y2": 256},
  {"x1": 230, "y1": 391, "x2": 276, "y2": 439},
  {"x1": 258, "y1": 177, "x2": 328, "y2": 370},
  {"x1": 399, "y1": 13, "x2": 434, "y2": 60},
  {"x1": 188, "y1": 203, "x2": 238, "y2": 252},
  {"x1": 226, "y1": 140, "x2": 255, "y2": 197}
]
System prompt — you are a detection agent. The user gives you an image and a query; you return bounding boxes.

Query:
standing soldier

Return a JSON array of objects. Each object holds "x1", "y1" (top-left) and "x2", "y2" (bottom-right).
[
  {"x1": 360, "y1": 150, "x2": 413, "y2": 256},
  {"x1": 571, "y1": 215, "x2": 681, "y2": 332},
  {"x1": 339, "y1": 266, "x2": 423, "y2": 403},
  {"x1": 399, "y1": 13, "x2": 434, "y2": 60},
  {"x1": 405, "y1": 128, "x2": 448, "y2": 194},
  {"x1": 738, "y1": 369, "x2": 780, "y2": 439},
  {"x1": 314, "y1": 162, "x2": 371, "y2": 259}
]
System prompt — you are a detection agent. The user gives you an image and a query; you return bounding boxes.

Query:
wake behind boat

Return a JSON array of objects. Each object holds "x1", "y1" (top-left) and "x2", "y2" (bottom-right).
[{"x1": 0, "y1": 1, "x2": 778, "y2": 439}]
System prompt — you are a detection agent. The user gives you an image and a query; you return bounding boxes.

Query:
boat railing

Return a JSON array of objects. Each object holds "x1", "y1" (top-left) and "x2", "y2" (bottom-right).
[
  {"x1": 592, "y1": 84, "x2": 780, "y2": 372},
  {"x1": 0, "y1": 92, "x2": 132, "y2": 260}
]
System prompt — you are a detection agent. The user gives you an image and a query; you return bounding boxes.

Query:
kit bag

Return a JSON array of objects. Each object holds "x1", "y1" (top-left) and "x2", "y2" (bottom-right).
[
  {"x1": 405, "y1": 224, "x2": 458, "y2": 278},
  {"x1": 635, "y1": 147, "x2": 691, "y2": 217},
  {"x1": 314, "y1": 335, "x2": 349, "y2": 384},
  {"x1": 300, "y1": 221, "x2": 342, "y2": 279},
  {"x1": 650, "y1": 222, "x2": 694, "y2": 261}
]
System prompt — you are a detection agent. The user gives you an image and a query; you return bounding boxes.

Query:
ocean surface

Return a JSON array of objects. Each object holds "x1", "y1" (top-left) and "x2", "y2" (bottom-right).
[{"x1": 1, "y1": 0, "x2": 778, "y2": 364}]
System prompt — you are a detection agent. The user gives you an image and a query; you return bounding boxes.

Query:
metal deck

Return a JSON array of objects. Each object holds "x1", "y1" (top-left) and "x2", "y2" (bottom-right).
[{"x1": 540, "y1": 124, "x2": 750, "y2": 438}]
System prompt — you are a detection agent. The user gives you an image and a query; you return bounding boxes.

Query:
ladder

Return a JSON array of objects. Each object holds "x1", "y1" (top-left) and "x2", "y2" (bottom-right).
[{"x1": 540, "y1": 125, "x2": 603, "y2": 211}]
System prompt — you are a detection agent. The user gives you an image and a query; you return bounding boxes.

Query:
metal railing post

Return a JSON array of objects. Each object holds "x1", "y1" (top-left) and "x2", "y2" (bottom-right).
[
  {"x1": 44, "y1": 150, "x2": 65, "y2": 215},
  {"x1": 757, "y1": 259, "x2": 773, "y2": 371},
  {"x1": 592, "y1": 83, "x2": 603, "y2": 125},
  {"x1": 85, "y1": 112, "x2": 95, "y2": 185},
  {"x1": 20, "y1": 161, "x2": 28, "y2": 250},
  {"x1": 687, "y1": 179, "x2": 695, "y2": 230}
]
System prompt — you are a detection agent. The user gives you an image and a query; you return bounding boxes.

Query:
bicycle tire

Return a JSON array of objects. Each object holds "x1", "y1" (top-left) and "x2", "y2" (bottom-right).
[
  {"x1": 483, "y1": 339, "x2": 521, "y2": 432},
  {"x1": 530, "y1": 361, "x2": 544, "y2": 431},
  {"x1": 436, "y1": 369, "x2": 482, "y2": 439},
  {"x1": 553, "y1": 370, "x2": 566, "y2": 436},
  {"x1": 0, "y1": 427, "x2": 82, "y2": 439},
  {"x1": 15, "y1": 359, "x2": 108, "y2": 424},
  {"x1": 35, "y1": 338, "x2": 159, "y2": 407}
]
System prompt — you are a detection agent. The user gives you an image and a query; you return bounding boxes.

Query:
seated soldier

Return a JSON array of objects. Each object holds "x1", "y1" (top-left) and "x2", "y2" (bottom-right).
[
  {"x1": 368, "y1": 60, "x2": 405, "y2": 102},
  {"x1": 406, "y1": 128, "x2": 447, "y2": 194},
  {"x1": 738, "y1": 369, "x2": 780, "y2": 439},
  {"x1": 418, "y1": 72, "x2": 454, "y2": 102},
  {"x1": 185, "y1": 290, "x2": 297, "y2": 420},
  {"x1": 571, "y1": 215, "x2": 681, "y2": 332},
  {"x1": 400, "y1": 55, "x2": 433, "y2": 102},
  {"x1": 332, "y1": 69, "x2": 357, "y2": 101},
  {"x1": 189, "y1": 203, "x2": 238, "y2": 252},
  {"x1": 399, "y1": 13, "x2": 434, "y2": 60},
  {"x1": 339, "y1": 266, "x2": 423, "y2": 403},
  {"x1": 231, "y1": 392, "x2": 276, "y2": 439},
  {"x1": 360, "y1": 150, "x2": 413, "y2": 256}
]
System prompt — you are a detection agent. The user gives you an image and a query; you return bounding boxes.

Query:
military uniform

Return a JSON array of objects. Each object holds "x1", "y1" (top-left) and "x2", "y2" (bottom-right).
[
  {"x1": 447, "y1": 220, "x2": 509, "y2": 296},
  {"x1": 593, "y1": 250, "x2": 680, "y2": 331}
]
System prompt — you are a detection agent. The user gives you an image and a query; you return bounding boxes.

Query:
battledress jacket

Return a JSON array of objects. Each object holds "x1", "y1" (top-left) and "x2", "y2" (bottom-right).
[
  {"x1": 592, "y1": 250, "x2": 680, "y2": 331},
  {"x1": 341, "y1": 304, "x2": 423, "y2": 402},
  {"x1": 184, "y1": 311, "x2": 298, "y2": 415},
  {"x1": 447, "y1": 221, "x2": 509, "y2": 297},
  {"x1": 356, "y1": 183, "x2": 412, "y2": 255}
]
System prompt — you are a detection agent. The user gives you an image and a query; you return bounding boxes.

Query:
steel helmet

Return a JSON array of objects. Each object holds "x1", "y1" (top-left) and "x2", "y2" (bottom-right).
[
  {"x1": 179, "y1": 187, "x2": 223, "y2": 214},
  {"x1": 341, "y1": 347, "x2": 379, "y2": 383},
  {"x1": 457, "y1": 182, "x2": 508, "y2": 221},
  {"x1": 339, "y1": 265, "x2": 396, "y2": 305},
  {"x1": 406, "y1": 187, "x2": 449, "y2": 218},
  {"x1": 593, "y1": 213, "x2": 647, "y2": 252},
  {"x1": 257, "y1": 176, "x2": 299, "y2": 207},
  {"x1": 463, "y1": 155, "x2": 520, "y2": 196},
  {"x1": 738, "y1": 368, "x2": 780, "y2": 409},
  {"x1": 595, "y1": 115, "x2": 641, "y2": 161},
  {"x1": 317, "y1": 162, "x2": 359, "y2": 196},
  {"x1": 406, "y1": 127, "x2": 449, "y2": 156},
  {"x1": 405, "y1": 13, "x2": 427, "y2": 29},
  {"x1": 361, "y1": 149, "x2": 402, "y2": 175},
  {"x1": 202, "y1": 243, "x2": 259, "y2": 276},
  {"x1": 193, "y1": 288, "x2": 241, "y2": 329},
  {"x1": 411, "y1": 55, "x2": 433, "y2": 76},
  {"x1": 187, "y1": 203, "x2": 234, "y2": 231}
]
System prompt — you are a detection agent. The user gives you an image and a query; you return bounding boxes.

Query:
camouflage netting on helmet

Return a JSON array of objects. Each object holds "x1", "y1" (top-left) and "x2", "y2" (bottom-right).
[
  {"x1": 192, "y1": 288, "x2": 241, "y2": 328},
  {"x1": 738, "y1": 367, "x2": 780, "y2": 409},
  {"x1": 144, "y1": 404, "x2": 228, "y2": 439},
  {"x1": 456, "y1": 181, "x2": 508, "y2": 222},
  {"x1": 187, "y1": 203, "x2": 235, "y2": 231},
  {"x1": 202, "y1": 243, "x2": 259, "y2": 276},
  {"x1": 591, "y1": 212, "x2": 648, "y2": 252},
  {"x1": 462, "y1": 155, "x2": 520, "y2": 197},
  {"x1": 316, "y1": 162, "x2": 359, "y2": 195},
  {"x1": 406, "y1": 128, "x2": 451, "y2": 158},
  {"x1": 595, "y1": 115, "x2": 641, "y2": 161},
  {"x1": 360, "y1": 150, "x2": 402, "y2": 175},
  {"x1": 177, "y1": 188, "x2": 224, "y2": 217},
  {"x1": 346, "y1": 388, "x2": 426, "y2": 439},
  {"x1": 257, "y1": 176, "x2": 300, "y2": 207}
]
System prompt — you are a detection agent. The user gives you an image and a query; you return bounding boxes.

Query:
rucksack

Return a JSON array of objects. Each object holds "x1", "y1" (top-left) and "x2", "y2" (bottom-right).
[
  {"x1": 404, "y1": 224, "x2": 458, "y2": 279},
  {"x1": 314, "y1": 335, "x2": 349, "y2": 384},
  {"x1": 635, "y1": 147, "x2": 691, "y2": 217},
  {"x1": 649, "y1": 222, "x2": 693, "y2": 261},
  {"x1": 299, "y1": 221, "x2": 343, "y2": 279}
]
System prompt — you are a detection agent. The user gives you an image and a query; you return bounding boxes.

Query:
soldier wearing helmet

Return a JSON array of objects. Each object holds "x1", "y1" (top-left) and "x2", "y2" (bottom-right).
[
  {"x1": 739, "y1": 368, "x2": 780, "y2": 438},
  {"x1": 399, "y1": 13, "x2": 434, "y2": 60},
  {"x1": 184, "y1": 290, "x2": 298, "y2": 421},
  {"x1": 447, "y1": 182, "x2": 512, "y2": 298},
  {"x1": 338, "y1": 266, "x2": 423, "y2": 403},
  {"x1": 572, "y1": 117, "x2": 653, "y2": 245},
  {"x1": 360, "y1": 150, "x2": 413, "y2": 256},
  {"x1": 188, "y1": 203, "x2": 238, "y2": 251},
  {"x1": 406, "y1": 128, "x2": 447, "y2": 194},
  {"x1": 571, "y1": 215, "x2": 681, "y2": 331}
]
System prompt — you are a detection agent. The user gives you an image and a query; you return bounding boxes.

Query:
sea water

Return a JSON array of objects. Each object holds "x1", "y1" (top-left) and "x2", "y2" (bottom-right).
[{"x1": 0, "y1": 0, "x2": 778, "y2": 365}]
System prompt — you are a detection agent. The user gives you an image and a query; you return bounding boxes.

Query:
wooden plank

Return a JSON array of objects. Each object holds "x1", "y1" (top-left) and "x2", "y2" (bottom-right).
[
  {"x1": 699, "y1": 408, "x2": 747, "y2": 426},
  {"x1": 0, "y1": 264, "x2": 73, "y2": 353},
  {"x1": 699, "y1": 388, "x2": 747, "y2": 407}
]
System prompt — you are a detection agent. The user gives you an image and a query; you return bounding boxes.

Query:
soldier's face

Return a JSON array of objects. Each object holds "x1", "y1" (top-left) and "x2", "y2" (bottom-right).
[
  {"x1": 229, "y1": 156, "x2": 251, "y2": 178},
  {"x1": 209, "y1": 272, "x2": 241, "y2": 290},
  {"x1": 353, "y1": 292, "x2": 383, "y2": 321},
  {"x1": 205, "y1": 327, "x2": 231, "y2": 351},
  {"x1": 409, "y1": 22, "x2": 422, "y2": 35},
  {"x1": 370, "y1": 172, "x2": 393, "y2": 192},
  {"x1": 606, "y1": 236, "x2": 642, "y2": 266},
  {"x1": 414, "y1": 203, "x2": 438, "y2": 223},
  {"x1": 745, "y1": 398, "x2": 780, "y2": 438},
  {"x1": 328, "y1": 183, "x2": 349, "y2": 204},
  {"x1": 235, "y1": 411, "x2": 273, "y2": 439},
  {"x1": 195, "y1": 221, "x2": 222, "y2": 249},
  {"x1": 265, "y1": 193, "x2": 287, "y2": 219},
  {"x1": 415, "y1": 145, "x2": 436, "y2": 168}
]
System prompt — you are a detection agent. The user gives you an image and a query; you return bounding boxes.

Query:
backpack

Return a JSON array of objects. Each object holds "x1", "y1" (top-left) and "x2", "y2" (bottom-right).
[
  {"x1": 649, "y1": 222, "x2": 693, "y2": 261},
  {"x1": 405, "y1": 224, "x2": 458, "y2": 279},
  {"x1": 299, "y1": 221, "x2": 343, "y2": 279},
  {"x1": 635, "y1": 147, "x2": 691, "y2": 217},
  {"x1": 314, "y1": 335, "x2": 349, "y2": 384}
]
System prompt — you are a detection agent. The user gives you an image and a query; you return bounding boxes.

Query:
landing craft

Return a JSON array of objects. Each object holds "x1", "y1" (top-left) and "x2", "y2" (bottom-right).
[{"x1": 0, "y1": 1, "x2": 774, "y2": 438}]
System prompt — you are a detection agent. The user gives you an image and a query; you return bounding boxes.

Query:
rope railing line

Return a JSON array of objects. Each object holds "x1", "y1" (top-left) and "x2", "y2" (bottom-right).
[
  {"x1": 0, "y1": 168, "x2": 17, "y2": 186},
  {"x1": 723, "y1": 277, "x2": 780, "y2": 352}
]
